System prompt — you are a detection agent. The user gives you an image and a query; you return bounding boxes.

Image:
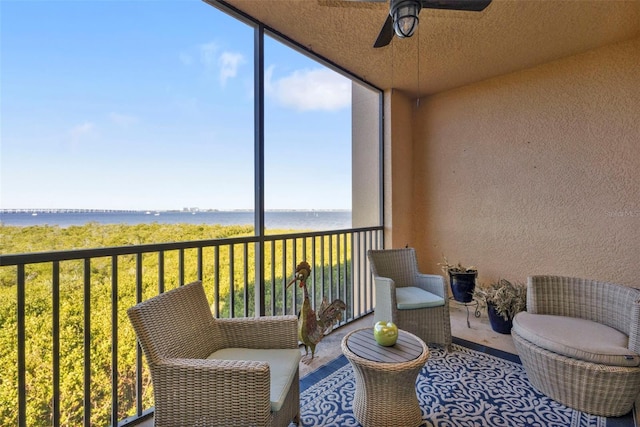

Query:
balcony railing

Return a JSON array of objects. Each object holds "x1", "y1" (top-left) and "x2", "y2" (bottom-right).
[{"x1": 0, "y1": 226, "x2": 382, "y2": 427}]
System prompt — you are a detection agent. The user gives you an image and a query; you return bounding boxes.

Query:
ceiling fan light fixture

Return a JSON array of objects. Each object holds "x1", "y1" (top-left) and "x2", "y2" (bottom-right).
[{"x1": 392, "y1": 0, "x2": 421, "y2": 39}]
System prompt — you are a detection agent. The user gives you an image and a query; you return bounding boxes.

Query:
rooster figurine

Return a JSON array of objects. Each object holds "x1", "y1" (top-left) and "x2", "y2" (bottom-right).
[{"x1": 287, "y1": 261, "x2": 346, "y2": 359}]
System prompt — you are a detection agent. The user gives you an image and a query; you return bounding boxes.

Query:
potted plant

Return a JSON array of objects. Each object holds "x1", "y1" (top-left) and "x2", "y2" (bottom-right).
[
  {"x1": 473, "y1": 278, "x2": 527, "y2": 334},
  {"x1": 438, "y1": 256, "x2": 477, "y2": 303}
]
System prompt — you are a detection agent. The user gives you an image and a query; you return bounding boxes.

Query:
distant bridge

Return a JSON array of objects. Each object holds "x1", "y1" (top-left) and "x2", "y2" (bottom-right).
[{"x1": 0, "y1": 209, "x2": 140, "y2": 214}]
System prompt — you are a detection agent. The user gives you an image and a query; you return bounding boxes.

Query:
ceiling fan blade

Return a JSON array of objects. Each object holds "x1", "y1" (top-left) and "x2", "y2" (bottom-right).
[
  {"x1": 373, "y1": 14, "x2": 394, "y2": 48},
  {"x1": 420, "y1": 0, "x2": 491, "y2": 12}
]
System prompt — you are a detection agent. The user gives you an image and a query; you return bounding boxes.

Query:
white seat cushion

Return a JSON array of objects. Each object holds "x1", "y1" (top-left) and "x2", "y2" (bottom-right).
[
  {"x1": 396, "y1": 286, "x2": 445, "y2": 310},
  {"x1": 208, "y1": 348, "x2": 301, "y2": 411},
  {"x1": 512, "y1": 312, "x2": 640, "y2": 367}
]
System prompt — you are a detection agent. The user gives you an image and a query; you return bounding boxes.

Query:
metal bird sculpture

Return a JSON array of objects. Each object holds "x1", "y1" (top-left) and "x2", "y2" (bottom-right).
[{"x1": 287, "y1": 261, "x2": 346, "y2": 359}]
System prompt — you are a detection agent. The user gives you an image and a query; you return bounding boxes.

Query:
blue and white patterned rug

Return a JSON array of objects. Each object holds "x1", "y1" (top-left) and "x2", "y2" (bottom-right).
[{"x1": 297, "y1": 338, "x2": 635, "y2": 427}]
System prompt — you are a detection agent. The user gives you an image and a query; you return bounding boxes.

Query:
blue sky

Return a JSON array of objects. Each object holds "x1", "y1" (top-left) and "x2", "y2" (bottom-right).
[{"x1": 0, "y1": 0, "x2": 353, "y2": 211}]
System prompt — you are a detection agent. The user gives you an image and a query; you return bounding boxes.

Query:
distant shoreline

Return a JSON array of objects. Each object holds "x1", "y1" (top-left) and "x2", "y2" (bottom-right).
[
  {"x1": 0, "y1": 210, "x2": 353, "y2": 230},
  {"x1": 0, "y1": 208, "x2": 351, "y2": 214}
]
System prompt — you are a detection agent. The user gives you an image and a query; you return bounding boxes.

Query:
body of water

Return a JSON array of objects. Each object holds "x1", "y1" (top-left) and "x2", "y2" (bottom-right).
[{"x1": 0, "y1": 210, "x2": 352, "y2": 231}]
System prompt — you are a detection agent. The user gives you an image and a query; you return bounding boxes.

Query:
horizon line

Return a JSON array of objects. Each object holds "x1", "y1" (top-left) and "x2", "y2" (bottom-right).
[{"x1": 0, "y1": 208, "x2": 352, "y2": 213}]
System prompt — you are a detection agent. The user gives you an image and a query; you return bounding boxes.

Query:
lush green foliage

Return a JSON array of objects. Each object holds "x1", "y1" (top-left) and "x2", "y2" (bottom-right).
[{"x1": 1, "y1": 223, "x2": 352, "y2": 426}]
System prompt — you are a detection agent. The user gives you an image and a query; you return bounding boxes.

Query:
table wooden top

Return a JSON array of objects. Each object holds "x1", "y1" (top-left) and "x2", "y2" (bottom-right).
[{"x1": 345, "y1": 328, "x2": 425, "y2": 363}]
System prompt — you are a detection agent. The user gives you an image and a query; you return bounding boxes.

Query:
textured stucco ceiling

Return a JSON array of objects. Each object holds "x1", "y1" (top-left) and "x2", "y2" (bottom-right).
[{"x1": 209, "y1": 0, "x2": 640, "y2": 98}]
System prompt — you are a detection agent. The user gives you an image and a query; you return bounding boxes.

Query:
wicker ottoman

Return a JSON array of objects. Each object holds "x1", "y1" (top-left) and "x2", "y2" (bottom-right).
[{"x1": 341, "y1": 328, "x2": 429, "y2": 427}]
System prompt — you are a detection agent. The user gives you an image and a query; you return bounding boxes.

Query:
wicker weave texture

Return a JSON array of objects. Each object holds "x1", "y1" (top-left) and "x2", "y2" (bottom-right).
[
  {"x1": 527, "y1": 275, "x2": 640, "y2": 337},
  {"x1": 341, "y1": 328, "x2": 429, "y2": 427},
  {"x1": 127, "y1": 281, "x2": 300, "y2": 427},
  {"x1": 368, "y1": 248, "x2": 452, "y2": 349},
  {"x1": 513, "y1": 275, "x2": 640, "y2": 417}
]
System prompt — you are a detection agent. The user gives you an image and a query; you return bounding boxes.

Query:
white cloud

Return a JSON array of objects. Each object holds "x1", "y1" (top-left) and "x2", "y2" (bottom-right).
[
  {"x1": 219, "y1": 51, "x2": 245, "y2": 87},
  {"x1": 69, "y1": 122, "x2": 95, "y2": 142},
  {"x1": 266, "y1": 67, "x2": 351, "y2": 112},
  {"x1": 194, "y1": 41, "x2": 245, "y2": 87},
  {"x1": 199, "y1": 41, "x2": 219, "y2": 69},
  {"x1": 179, "y1": 52, "x2": 193, "y2": 66},
  {"x1": 109, "y1": 112, "x2": 138, "y2": 127}
]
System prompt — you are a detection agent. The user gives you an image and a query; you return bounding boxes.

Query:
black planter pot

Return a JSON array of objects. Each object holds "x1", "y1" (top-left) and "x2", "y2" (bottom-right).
[
  {"x1": 487, "y1": 303, "x2": 513, "y2": 334},
  {"x1": 449, "y1": 270, "x2": 477, "y2": 303}
]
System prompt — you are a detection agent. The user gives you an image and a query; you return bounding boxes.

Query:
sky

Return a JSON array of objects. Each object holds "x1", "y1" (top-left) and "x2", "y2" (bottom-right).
[{"x1": 0, "y1": 0, "x2": 354, "y2": 211}]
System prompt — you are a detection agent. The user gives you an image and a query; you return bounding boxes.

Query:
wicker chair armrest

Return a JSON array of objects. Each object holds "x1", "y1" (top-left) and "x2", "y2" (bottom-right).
[
  {"x1": 415, "y1": 273, "x2": 447, "y2": 299},
  {"x1": 373, "y1": 276, "x2": 397, "y2": 321},
  {"x1": 154, "y1": 358, "x2": 272, "y2": 425},
  {"x1": 629, "y1": 301, "x2": 640, "y2": 354},
  {"x1": 374, "y1": 277, "x2": 397, "y2": 300},
  {"x1": 216, "y1": 315, "x2": 299, "y2": 349},
  {"x1": 158, "y1": 357, "x2": 271, "y2": 377}
]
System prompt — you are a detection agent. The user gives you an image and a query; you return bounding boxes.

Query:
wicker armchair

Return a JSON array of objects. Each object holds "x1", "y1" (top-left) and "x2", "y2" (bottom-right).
[
  {"x1": 127, "y1": 280, "x2": 301, "y2": 427},
  {"x1": 512, "y1": 275, "x2": 640, "y2": 417},
  {"x1": 367, "y1": 248, "x2": 452, "y2": 349}
]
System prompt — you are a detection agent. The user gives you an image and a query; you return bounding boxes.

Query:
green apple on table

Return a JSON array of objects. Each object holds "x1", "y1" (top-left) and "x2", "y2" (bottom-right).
[{"x1": 373, "y1": 321, "x2": 398, "y2": 346}]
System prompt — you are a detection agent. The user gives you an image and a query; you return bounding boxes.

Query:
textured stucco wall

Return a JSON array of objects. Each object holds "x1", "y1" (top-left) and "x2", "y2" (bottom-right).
[
  {"x1": 384, "y1": 89, "x2": 415, "y2": 248},
  {"x1": 410, "y1": 37, "x2": 640, "y2": 287}
]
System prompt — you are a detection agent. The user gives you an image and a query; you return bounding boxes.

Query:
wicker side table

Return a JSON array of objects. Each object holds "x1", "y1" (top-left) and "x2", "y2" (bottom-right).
[{"x1": 341, "y1": 328, "x2": 429, "y2": 427}]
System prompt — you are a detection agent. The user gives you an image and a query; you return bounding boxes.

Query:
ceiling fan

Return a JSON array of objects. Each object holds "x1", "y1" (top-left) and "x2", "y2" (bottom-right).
[{"x1": 363, "y1": 0, "x2": 492, "y2": 48}]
